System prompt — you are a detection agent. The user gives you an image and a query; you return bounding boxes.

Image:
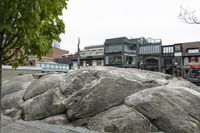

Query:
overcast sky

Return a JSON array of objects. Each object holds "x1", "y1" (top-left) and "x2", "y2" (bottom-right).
[{"x1": 60, "y1": 0, "x2": 200, "y2": 53}]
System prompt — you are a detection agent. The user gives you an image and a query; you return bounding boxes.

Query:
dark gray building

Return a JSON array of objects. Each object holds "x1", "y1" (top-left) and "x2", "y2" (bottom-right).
[
  {"x1": 139, "y1": 38, "x2": 162, "y2": 72},
  {"x1": 162, "y1": 45, "x2": 175, "y2": 74},
  {"x1": 104, "y1": 37, "x2": 144, "y2": 68}
]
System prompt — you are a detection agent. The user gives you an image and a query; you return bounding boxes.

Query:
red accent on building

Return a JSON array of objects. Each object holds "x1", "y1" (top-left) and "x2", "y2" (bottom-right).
[{"x1": 191, "y1": 64, "x2": 200, "y2": 69}]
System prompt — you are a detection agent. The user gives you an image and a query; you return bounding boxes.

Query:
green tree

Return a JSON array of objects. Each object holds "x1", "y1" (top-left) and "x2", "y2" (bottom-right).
[{"x1": 0, "y1": 0, "x2": 67, "y2": 120}]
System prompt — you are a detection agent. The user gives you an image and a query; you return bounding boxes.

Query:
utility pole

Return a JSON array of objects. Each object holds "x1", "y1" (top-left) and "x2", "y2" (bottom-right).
[{"x1": 77, "y1": 37, "x2": 80, "y2": 69}]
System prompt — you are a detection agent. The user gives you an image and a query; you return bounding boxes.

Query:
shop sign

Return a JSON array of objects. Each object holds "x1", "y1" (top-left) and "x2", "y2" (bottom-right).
[
  {"x1": 190, "y1": 62, "x2": 200, "y2": 69},
  {"x1": 188, "y1": 49, "x2": 199, "y2": 54},
  {"x1": 174, "y1": 52, "x2": 182, "y2": 56},
  {"x1": 191, "y1": 65, "x2": 200, "y2": 69}
]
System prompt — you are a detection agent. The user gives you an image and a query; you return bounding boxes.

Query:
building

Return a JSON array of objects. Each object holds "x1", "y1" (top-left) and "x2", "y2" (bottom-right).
[
  {"x1": 162, "y1": 45, "x2": 175, "y2": 74},
  {"x1": 180, "y1": 42, "x2": 200, "y2": 84},
  {"x1": 27, "y1": 47, "x2": 70, "y2": 73},
  {"x1": 52, "y1": 40, "x2": 61, "y2": 48},
  {"x1": 70, "y1": 45, "x2": 104, "y2": 70},
  {"x1": 138, "y1": 38, "x2": 162, "y2": 71},
  {"x1": 35, "y1": 62, "x2": 69, "y2": 73},
  {"x1": 43, "y1": 47, "x2": 69, "y2": 61},
  {"x1": 28, "y1": 47, "x2": 69, "y2": 65},
  {"x1": 54, "y1": 57, "x2": 73, "y2": 69},
  {"x1": 104, "y1": 37, "x2": 140, "y2": 68}
]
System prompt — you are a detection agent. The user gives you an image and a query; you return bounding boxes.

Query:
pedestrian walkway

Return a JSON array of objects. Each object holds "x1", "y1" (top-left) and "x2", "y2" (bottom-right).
[{"x1": 1, "y1": 114, "x2": 99, "y2": 133}]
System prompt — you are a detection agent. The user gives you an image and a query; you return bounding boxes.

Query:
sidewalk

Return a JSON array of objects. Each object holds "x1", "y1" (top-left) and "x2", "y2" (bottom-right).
[{"x1": 1, "y1": 114, "x2": 99, "y2": 133}]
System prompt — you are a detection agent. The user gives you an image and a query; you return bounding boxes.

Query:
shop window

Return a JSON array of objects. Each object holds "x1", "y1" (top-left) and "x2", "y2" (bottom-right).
[
  {"x1": 164, "y1": 59, "x2": 173, "y2": 66},
  {"x1": 86, "y1": 60, "x2": 92, "y2": 66},
  {"x1": 184, "y1": 69, "x2": 190, "y2": 77},
  {"x1": 111, "y1": 56, "x2": 122, "y2": 64},
  {"x1": 145, "y1": 58, "x2": 158, "y2": 66},
  {"x1": 125, "y1": 56, "x2": 136, "y2": 65},
  {"x1": 106, "y1": 56, "x2": 122, "y2": 65},
  {"x1": 80, "y1": 61, "x2": 84, "y2": 66},
  {"x1": 191, "y1": 68, "x2": 200, "y2": 78},
  {"x1": 105, "y1": 56, "x2": 109, "y2": 65},
  {"x1": 184, "y1": 57, "x2": 189, "y2": 65},
  {"x1": 97, "y1": 60, "x2": 102, "y2": 66}
]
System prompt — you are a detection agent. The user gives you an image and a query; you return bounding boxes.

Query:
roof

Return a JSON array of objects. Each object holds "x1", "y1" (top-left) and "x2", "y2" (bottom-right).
[
  {"x1": 105, "y1": 37, "x2": 129, "y2": 44},
  {"x1": 2, "y1": 65, "x2": 42, "y2": 71},
  {"x1": 84, "y1": 44, "x2": 104, "y2": 50},
  {"x1": 54, "y1": 57, "x2": 73, "y2": 64},
  {"x1": 45, "y1": 48, "x2": 69, "y2": 59}
]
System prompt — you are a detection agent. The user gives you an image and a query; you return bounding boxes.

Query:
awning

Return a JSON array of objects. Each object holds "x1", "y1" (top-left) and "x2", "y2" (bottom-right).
[{"x1": 191, "y1": 65, "x2": 200, "y2": 69}]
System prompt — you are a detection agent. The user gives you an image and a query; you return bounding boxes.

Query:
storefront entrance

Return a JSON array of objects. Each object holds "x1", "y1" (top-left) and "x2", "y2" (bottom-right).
[{"x1": 144, "y1": 58, "x2": 159, "y2": 71}]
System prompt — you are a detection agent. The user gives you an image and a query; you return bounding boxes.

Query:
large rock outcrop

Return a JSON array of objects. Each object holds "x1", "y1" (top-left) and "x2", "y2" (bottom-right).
[
  {"x1": 88, "y1": 105, "x2": 151, "y2": 133},
  {"x1": 125, "y1": 86, "x2": 200, "y2": 133},
  {"x1": 23, "y1": 73, "x2": 65, "y2": 100},
  {"x1": 2, "y1": 66, "x2": 200, "y2": 133},
  {"x1": 1, "y1": 74, "x2": 35, "y2": 110},
  {"x1": 66, "y1": 76, "x2": 146, "y2": 120},
  {"x1": 2, "y1": 74, "x2": 35, "y2": 97}
]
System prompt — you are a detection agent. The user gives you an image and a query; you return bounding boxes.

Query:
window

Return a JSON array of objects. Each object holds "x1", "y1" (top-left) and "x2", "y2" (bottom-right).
[
  {"x1": 36, "y1": 64, "x2": 40, "y2": 67},
  {"x1": 184, "y1": 57, "x2": 189, "y2": 65},
  {"x1": 188, "y1": 48, "x2": 199, "y2": 54},
  {"x1": 105, "y1": 44, "x2": 123, "y2": 53},
  {"x1": 164, "y1": 59, "x2": 173, "y2": 66},
  {"x1": 97, "y1": 60, "x2": 102, "y2": 66},
  {"x1": 50, "y1": 65, "x2": 54, "y2": 68},
  {"x1": 175, "y1": 45, "x2": 181, "y2": 52},
  {"x1": 124, "y1": 45, "x2": 136, "y2": 53},
  {"x1": 80, "y1": 61, "x2": 84, "y2": 66},
  {"x1": 105, "y1": 56, "x2": 109, "y2": 65},
  {"x1": 191, "y1": 68, "x2": 200, "y2": 78},
  {"x1": 125, "y1": 56, "x2": 137, "y2": 65},
  {"x1": 170, "y1": 47, "x2": 174, "y2": 53},
  {"x1": 86, "y1": 60, "x2": 92, "y2": 66},
  {"x1": 108, "y1": 56, "x2": 122, "y2": 65},
  {"x1": 140, "y1": 45, "x2": 160, "y2": 54},
  {"x1": 184, "y1": 68, "x2": 190, "y2": 77},
  {"x1": 46, "y1": 64, "x2": 50, "y2": 68},
  {"x1": 145, "y1": 58, "x2": 158, "y2": 66}
]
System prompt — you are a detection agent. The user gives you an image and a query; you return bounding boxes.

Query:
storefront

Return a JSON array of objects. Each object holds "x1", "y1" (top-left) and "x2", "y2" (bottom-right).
[
  {"x1": 162, "y1": 45, "x2": 175, "y2": 75},
  {"x1": 104, "y1": 37, "x2": 139, "y2": 68},
  {"x1": 183, "y1": 56, "x2": 200, "y2": 85},
  {"x1": 139, "y1": 43, "x2": 162, "y2": 72}
]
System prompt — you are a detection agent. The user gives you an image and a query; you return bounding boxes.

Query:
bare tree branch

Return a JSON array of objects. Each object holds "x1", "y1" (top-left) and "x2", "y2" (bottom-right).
[{"x1": 179, "y1": 6, "x2": 200, "y2": 24}]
